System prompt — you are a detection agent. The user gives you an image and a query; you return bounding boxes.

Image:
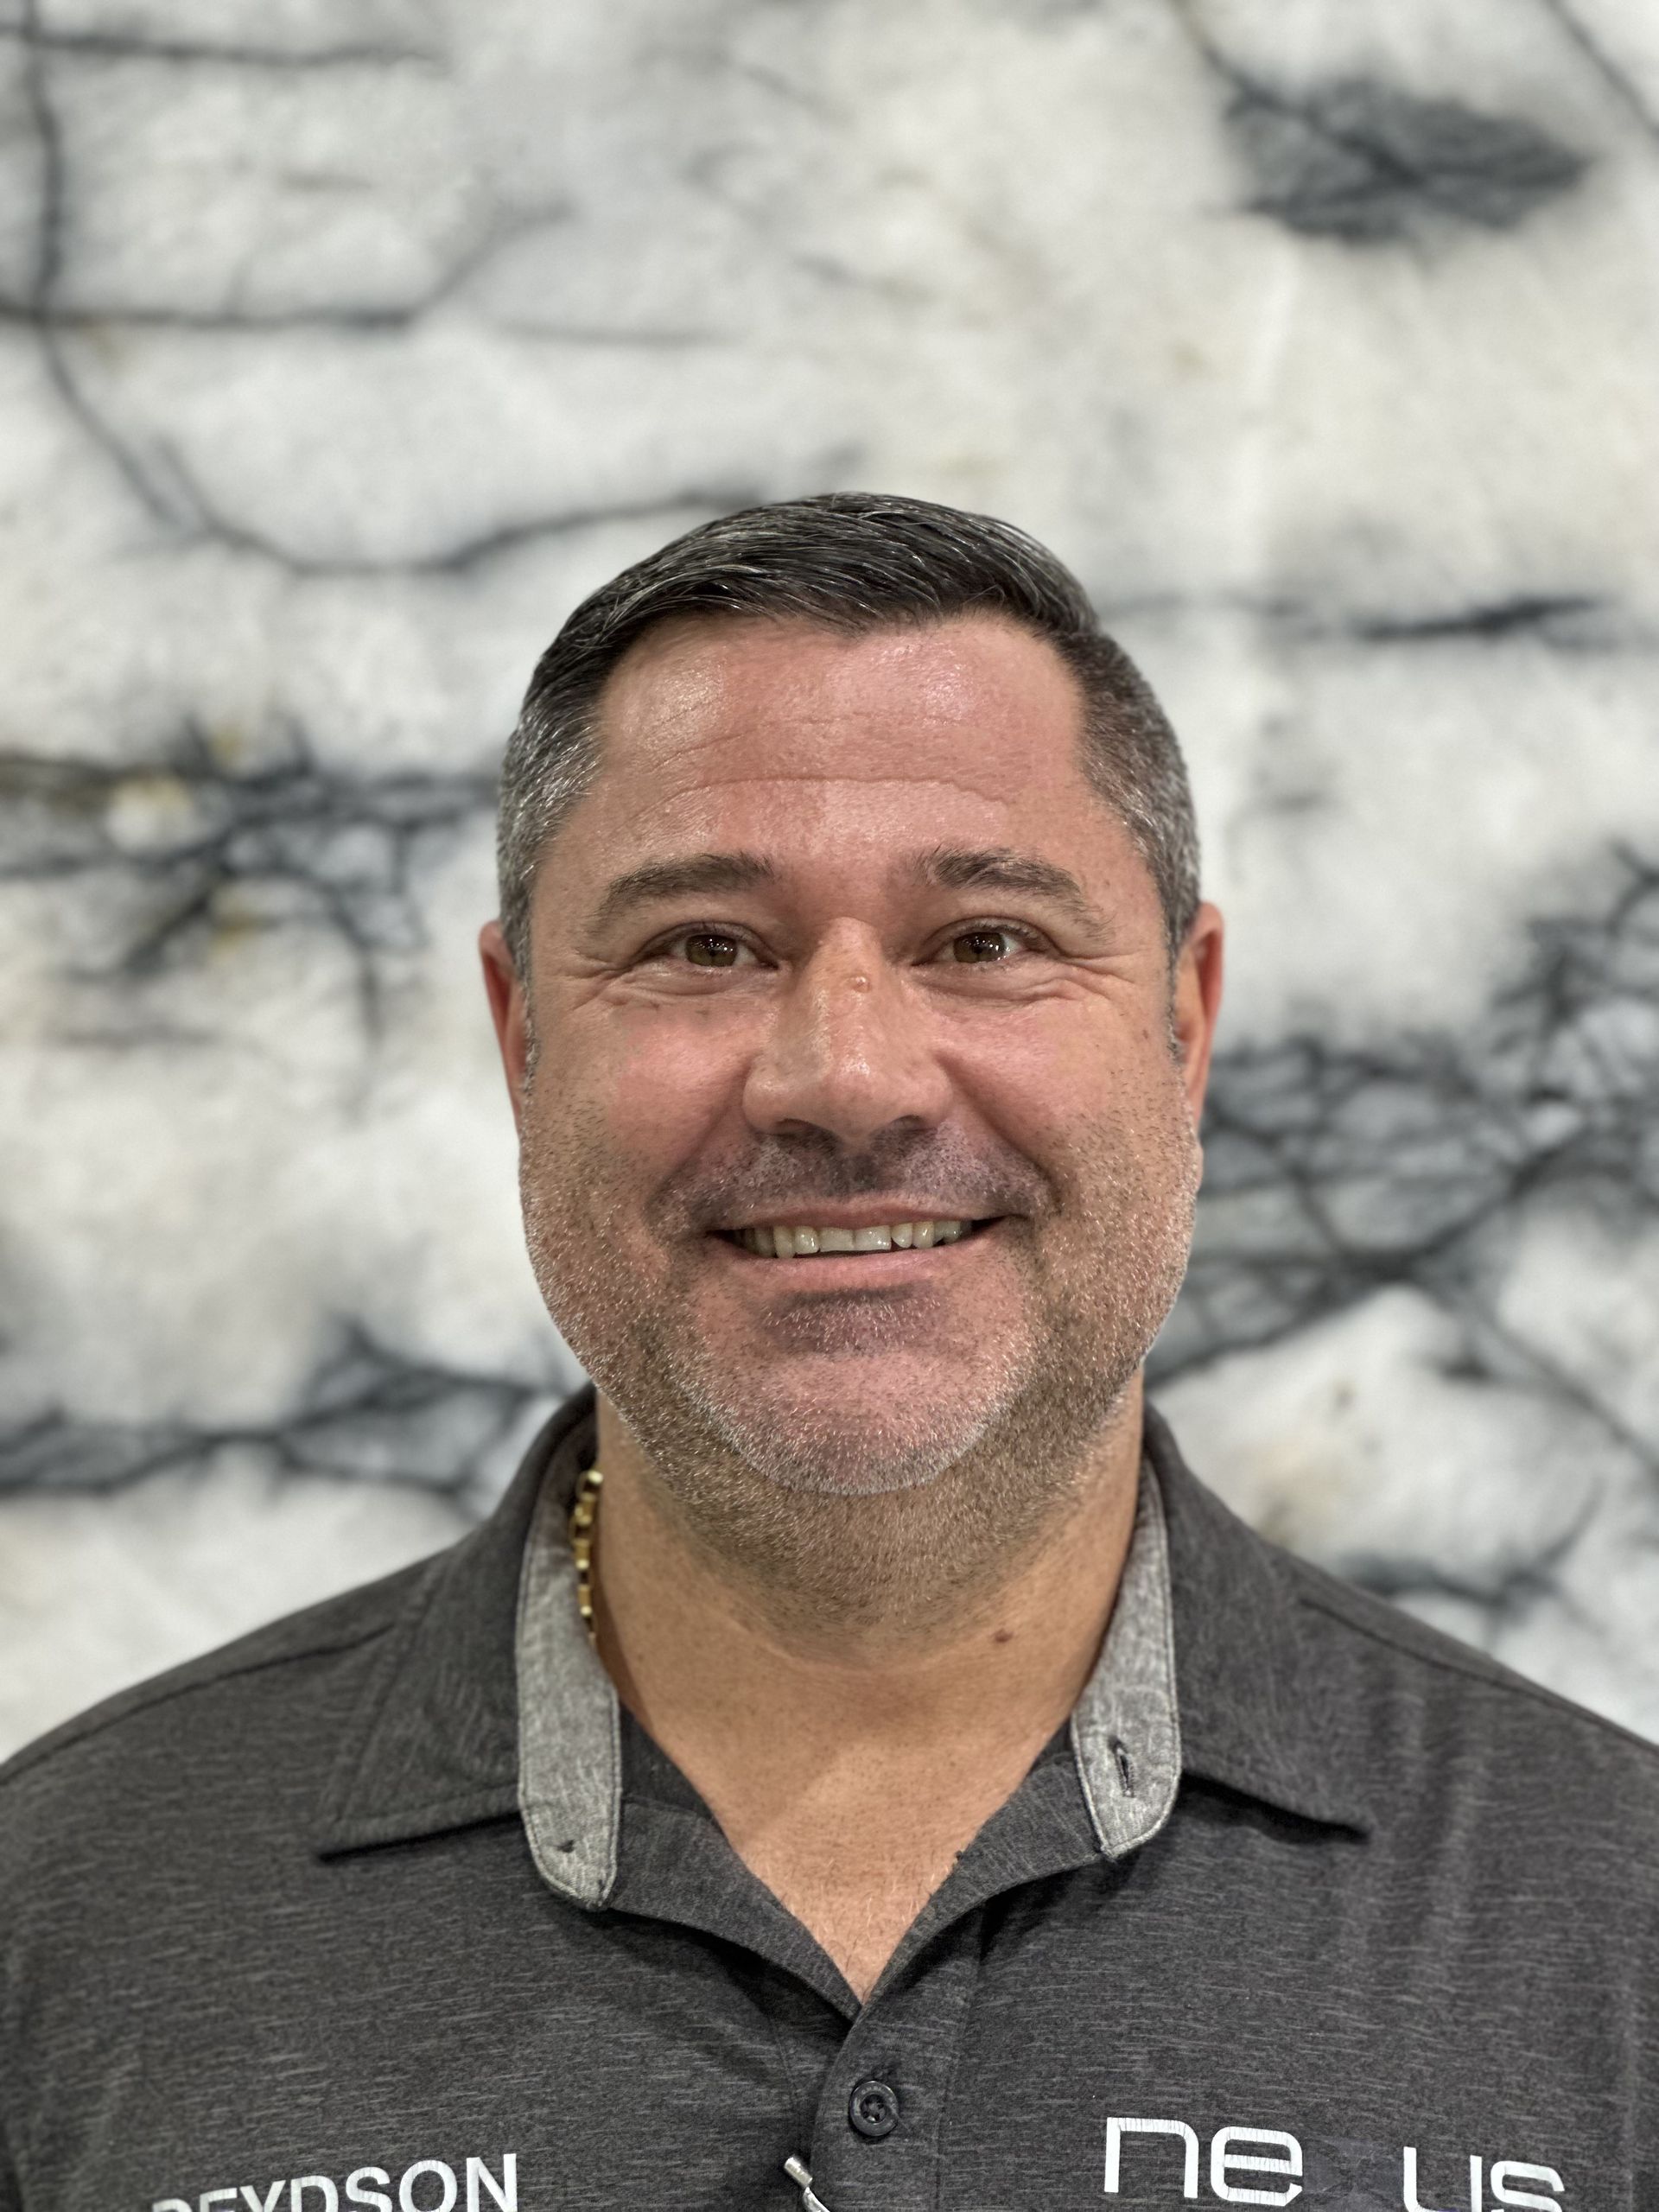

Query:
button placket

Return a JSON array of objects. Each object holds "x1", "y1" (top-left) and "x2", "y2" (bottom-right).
[{"x1": 805, "y1": 1936, "x2": 982, "y2": 2212}]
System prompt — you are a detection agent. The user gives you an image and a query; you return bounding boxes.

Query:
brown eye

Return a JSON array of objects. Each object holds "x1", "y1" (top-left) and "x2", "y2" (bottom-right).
[
  {"x1": 683, "y1": 932, "x2": 742, "y2": 968},
  {"x1": 951, "y1": 929, "x2": 1014, "y2": 963}
]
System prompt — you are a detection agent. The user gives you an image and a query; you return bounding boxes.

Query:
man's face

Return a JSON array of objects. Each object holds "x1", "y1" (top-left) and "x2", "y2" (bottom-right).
[{"x1": 484, "y1": 613, "x2": 1222, "y2": 1512}]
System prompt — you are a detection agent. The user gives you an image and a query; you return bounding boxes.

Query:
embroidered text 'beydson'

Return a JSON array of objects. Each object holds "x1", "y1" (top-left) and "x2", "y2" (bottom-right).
[{"x1": 150, "y1": 2152, "x2": 518, "y2": 2212}]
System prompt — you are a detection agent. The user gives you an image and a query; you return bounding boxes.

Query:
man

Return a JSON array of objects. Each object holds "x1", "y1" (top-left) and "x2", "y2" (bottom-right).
[{"x1": 1, "y1": 495, "x2": 1653, "y2": 2212}]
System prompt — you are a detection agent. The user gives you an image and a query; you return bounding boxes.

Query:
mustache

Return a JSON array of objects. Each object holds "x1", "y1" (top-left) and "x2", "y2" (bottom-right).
[{"x1": 652, "y1": 1130, "x2": 1056, "y2": 1233}]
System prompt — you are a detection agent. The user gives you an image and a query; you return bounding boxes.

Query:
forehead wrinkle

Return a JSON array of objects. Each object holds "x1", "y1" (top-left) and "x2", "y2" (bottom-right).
[
  {"x1": 618, "y1": 701, "x2": 1071, "y2": 786},
  {"x1": 626, "y1": 766, "x2": 1041, "y2": 817},
  {"x1": 613, "y1": 635, "x2": 1039, "y2": 736}
]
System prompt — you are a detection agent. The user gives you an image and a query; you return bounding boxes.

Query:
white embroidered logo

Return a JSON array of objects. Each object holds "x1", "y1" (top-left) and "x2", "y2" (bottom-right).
[
  {"x1": 1103, "y1": 2119, "x2": 1567, "y2": 2209},
  {"x1": 151, "y1": 2152, "x2": 518, "y2": 2212}
]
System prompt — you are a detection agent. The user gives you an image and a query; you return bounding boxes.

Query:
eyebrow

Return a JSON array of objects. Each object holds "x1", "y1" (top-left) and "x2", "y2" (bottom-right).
[
  {"x1": 592, "y1": 850, "x2": 779, "y2": 931},
  {"x1": 910, "y1": 846, "x2": 1108, "y2": 934},
  {"x1": 588, "y1": 843, "x2": 1109, "y2": 938}
]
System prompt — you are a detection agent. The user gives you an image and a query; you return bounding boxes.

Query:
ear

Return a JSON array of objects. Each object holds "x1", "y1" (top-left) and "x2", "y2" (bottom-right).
[
  {"x1": 479, "y1": 919, "x2": 531, "y2": 1135},
  {"x1": 1170, "y1": 901, "x2": 1224, "y2": 1127}
]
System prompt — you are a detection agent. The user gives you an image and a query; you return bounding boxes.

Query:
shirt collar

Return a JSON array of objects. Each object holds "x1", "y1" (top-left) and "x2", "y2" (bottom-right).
[
  {"x1": 1147, "y1": 1403, "x2": 1373, "y2": 1834},
  {"x1": 315, "y1": 1385, "x2": 1370, "y2": 1867},
  {"x1": 515, "y1": 1409, "x2": 620, "y2": 1906},
  {"x1": 314, "y1": 1390, "x2": 586, "y2": 1858},
  {"x1": 513, "y1": 1398, "x2": 1185, "y2": 1907},
  {"x1": 1067, "y1": 1462, "x2": 1182, "y2": 1858}
]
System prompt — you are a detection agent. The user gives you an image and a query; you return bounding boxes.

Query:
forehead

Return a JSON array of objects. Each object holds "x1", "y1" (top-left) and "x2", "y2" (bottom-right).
[{"x1": 582, "y1": 613, "x2": 1096, "y2": 848}]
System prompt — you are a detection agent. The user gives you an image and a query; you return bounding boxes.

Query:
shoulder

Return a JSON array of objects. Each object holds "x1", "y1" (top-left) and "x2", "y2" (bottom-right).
[
  {"x1": 1147, "y1": 1405, "x2": 1659, "y2": 1857},
  {"x1": 0, "y1": 1412, "x2": 567, "y2": 1903},
  {"x1": 1281, "y1": 1541, "x2": 1659, "y2": 1826},
  {"x1": 0, "y1": 1556, "x2": 429, "y2": 1835}
]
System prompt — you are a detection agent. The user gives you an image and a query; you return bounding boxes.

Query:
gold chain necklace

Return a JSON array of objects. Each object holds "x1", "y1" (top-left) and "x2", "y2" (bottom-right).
[{"x1": 568, "y1": 1465, "x2": 603, "y2": 1643}]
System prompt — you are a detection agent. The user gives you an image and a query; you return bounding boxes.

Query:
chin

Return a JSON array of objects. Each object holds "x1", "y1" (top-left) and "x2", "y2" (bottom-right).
[{"x1": 696, "y1": 1380, "x2": 1005, "y2": 1497}]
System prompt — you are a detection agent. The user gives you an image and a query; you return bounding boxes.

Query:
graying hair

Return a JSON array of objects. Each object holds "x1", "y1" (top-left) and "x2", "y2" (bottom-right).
[{"x1": 497, "y1": 493, "x2": 1198, "y2": 970}]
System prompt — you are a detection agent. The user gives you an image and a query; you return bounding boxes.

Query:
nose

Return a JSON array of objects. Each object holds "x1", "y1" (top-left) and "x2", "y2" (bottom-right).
[{"x1": 742, "y1": 920, "x2": 952, "y2": 1148}]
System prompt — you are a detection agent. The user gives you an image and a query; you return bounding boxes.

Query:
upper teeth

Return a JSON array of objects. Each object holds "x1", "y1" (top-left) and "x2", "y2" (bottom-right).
[{"x1": 736, "y1": 1219, "x2": 972, "y2": 1257}]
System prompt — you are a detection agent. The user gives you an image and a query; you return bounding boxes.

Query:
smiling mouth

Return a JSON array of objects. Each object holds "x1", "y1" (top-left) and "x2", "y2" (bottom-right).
[{"x1": 716, "y1": 1217, "x2": 996, "y2": 1258}]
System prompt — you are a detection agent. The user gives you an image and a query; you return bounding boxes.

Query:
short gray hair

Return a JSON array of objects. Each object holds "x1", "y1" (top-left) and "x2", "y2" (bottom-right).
[{"x1": 497, "y1": 493, "x2": 1198, "y2": 969}]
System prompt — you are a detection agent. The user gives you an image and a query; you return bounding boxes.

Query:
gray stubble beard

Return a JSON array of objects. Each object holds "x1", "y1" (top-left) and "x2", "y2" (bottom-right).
[{"x1": 519, "y1": 1094, "x2": 1199, "y2": 1639}]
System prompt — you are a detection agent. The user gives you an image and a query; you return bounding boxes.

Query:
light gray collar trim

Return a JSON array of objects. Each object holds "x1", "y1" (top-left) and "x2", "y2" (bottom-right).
[
  {"x1": 517, "y1": 1446, "x2": 1180, "y2": 1900},
  {"x1": 516, "y1": 1463, "x2": 621, "y2": 1908},
  {"x1": 1069, "y1": 1459, "x2": 1182, "y2": 1859}
]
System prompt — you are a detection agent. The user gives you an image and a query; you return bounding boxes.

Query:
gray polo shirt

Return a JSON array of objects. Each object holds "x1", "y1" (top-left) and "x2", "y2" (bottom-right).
[{"x1": 1, "y1": 1389, "x2": 1655, "y2": 2211}]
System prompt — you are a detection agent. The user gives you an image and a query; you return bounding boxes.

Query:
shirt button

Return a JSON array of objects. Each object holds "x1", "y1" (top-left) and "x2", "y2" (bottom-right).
[{"x1": 848, "y1": 2078, "x2": 899, "y2": 2139}]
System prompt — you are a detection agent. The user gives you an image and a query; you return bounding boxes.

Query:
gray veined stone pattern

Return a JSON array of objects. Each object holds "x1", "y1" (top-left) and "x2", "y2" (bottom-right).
[
  {"x1": 1, "y1": 0, "x2": 1657, "y2": 1754},
  {"x1": 0, "y1": 729, "x2": 498, "y2": 1024}
]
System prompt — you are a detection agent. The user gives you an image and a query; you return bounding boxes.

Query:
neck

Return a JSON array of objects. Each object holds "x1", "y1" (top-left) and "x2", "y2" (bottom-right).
[
  {"x1": 592, "y1": 1376, "x2": 1144, "y2": 1669},
  {"x1": 585, "y1": 1383, "x2": 1145, "y2": 1997}
]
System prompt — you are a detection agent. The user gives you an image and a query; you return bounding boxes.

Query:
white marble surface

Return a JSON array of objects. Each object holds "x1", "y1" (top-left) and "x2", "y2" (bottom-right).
[{"x1": 3, "y1": 0, "x2": 1658, "y2": 1754}]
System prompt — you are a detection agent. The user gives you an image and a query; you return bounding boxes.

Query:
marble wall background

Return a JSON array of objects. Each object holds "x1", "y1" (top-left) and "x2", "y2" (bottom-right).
[{"x1": 3, "y1": 0, "x2": 1657, "y2": 1755}]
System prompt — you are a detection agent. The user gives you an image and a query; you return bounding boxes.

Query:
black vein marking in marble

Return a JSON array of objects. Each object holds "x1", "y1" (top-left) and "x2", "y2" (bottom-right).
[
  {"x1": 0, "y1": 272, "x2": 725, "y2": 348},
  {"x1": 1174, "y1": 4, "x2": 1587, "y2": 240},
  {"x1": 159, "y1": 464, "x2": 767, "y2": 578},
  {"x1": 1156, "y1": 852, "x2": 1659, "y2": 1491},
  {"x1": 0, "y1": 25, "x2": 441, "y2": 68},
  {"x1": 0, "y1": 305, "x2": 723, "y2": 347},
  {"x1": 1094, "y1": 583, "x2": 1623, "y2": 654},
  {"x1": 1230, "y1": 79, "x2": 1586, "y2": 241},
  {"x1": 11, "y1": 0, "x2": 194, "y2": 524},
  {"x1": 0, "y1": 202, "x2": 589, "y2": 345},
  {"x1": 0, "y1": 728, "x2": 496, "y2": 1021},
  {"x1": 0, "y1": 29, "x2": 639, "y2": 545},
  {"x1": 1536, "y1": 0, "x2": 1659, "y2": 143},
  {"x1": 1343, "y1": 1501, "x2": 1593, "y2": 1624},
  {"x1": 0, "y1": 1325, "x2": 556, "y2": 1508},
  {"x1": 0, "y1": 296, "x2": 416, "y2": 334},
  {"x1": 0, "y1": 22, "x2": 752, "y2": 566},
  {"x1": 1344, "y1": 594, "x2": 1603, "y2": 644},
  {"x1": 481, "y1": 321, "x2": 731, "y2": 348}
]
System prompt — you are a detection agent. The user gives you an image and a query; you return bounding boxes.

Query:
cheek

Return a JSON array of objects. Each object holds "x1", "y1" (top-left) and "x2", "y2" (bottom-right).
[
  {"x1": 951, "y1": 1002, "x2": 1173, "y2": 1151},
  {"x1": 546, "y1": 1002, "x2": 750, "y2": 1168}
]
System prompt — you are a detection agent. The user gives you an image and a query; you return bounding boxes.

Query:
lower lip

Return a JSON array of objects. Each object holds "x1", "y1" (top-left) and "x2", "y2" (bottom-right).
[{"x1": 708, "y1": 1220, "x2": 1006, "y2": 1287}]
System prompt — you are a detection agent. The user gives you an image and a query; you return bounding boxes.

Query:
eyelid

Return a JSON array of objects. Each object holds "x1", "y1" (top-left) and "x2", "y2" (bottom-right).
[
  {"x1": 634, "y1": 916, "x2": 1056, "y2": 966},
  {"x1": 639, "y1": 922, "x2": 766, "y2": 965},
  {"x1": 926, "y1": 918, "x2": 1055, "y2": 958}
]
